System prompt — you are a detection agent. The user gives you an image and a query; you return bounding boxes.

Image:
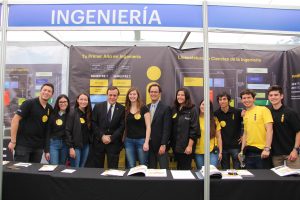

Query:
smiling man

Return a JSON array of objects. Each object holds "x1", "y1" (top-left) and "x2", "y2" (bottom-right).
[
  {"x1": 86, "y1": 86, "x2": 125, "y2": 169},
  {"x1": 147, "y1": 83, "x2": 171, "y2": 169},
  {"x1": 267, "y1": 85, "x2": 300, "y2": 168},
  {"x1": 8, "y1": 83, "x2": 54, "y2": 163},
  {"x1": 240, "y1": 89, "x2": 273, "y2": 169}
]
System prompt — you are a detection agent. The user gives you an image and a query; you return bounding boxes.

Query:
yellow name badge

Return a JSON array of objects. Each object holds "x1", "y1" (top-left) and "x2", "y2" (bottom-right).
[
  {"x1": 56, "y1": 119, "x2": 63, "y2": 126},
  {"x1": 172, "y1": 113, "x2": 177, "y2": 119},
  {"x1": 80, "y1": 117, "x2": 85, "y2": 124},
  {"x1": 220, "y1": 121, "x2": 226, "y2": 127},
  {"x1": 134, "y1": 114, "x2": 141, "y2": 120},
  {"x1": 42, "y1": 115, "x2": 48, "y2": 123}
]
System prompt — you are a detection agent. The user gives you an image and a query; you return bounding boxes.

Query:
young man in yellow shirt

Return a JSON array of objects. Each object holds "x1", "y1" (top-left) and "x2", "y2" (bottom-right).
[{"x1": 240, "y1": 89, "x2": 273, "y2": 169}]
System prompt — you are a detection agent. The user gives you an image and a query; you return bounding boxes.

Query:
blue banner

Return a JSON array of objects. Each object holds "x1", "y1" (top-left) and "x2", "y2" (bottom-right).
[
  {"x1": 8, "y1": 4, "x2": 202, "y2": 28},
  {"x1": 208, "y1": 5, "x2": 300, "y2": 32}
]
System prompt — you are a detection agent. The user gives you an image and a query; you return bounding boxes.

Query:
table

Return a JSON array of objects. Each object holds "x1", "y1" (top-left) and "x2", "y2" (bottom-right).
[{"x1": 2, "y1": 163, "x2": 300, "y2": 200}]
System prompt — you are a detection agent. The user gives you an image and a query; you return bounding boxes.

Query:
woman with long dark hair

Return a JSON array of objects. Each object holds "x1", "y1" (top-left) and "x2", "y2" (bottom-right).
[
  {"x1": 171, "y1": 88, "x2": 199, "y2": 170},
  {"x1": 194, "y1": 100, "x2": 222, "y2": 168},
  {"x1": 124, "y1": 87, "x2": 151, "y2": 168},
  {"x1": 65, "y1": 93, "x2": 92, "y2": 167},
  {"x1": 44, "y1": 94, "x2": 70, "y2": 165}
]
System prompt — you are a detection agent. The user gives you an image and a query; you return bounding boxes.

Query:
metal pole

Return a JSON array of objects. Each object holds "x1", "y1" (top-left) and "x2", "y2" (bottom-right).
[
  {"x1": 0, "y1": 1, "x2": 9, "y2": 199},
  {"x1": 179, "y1": 32, "x2": 191, "y2": 50},
  {"x1": 203, "y1": 1, "x2": 210, "y2": 200}
]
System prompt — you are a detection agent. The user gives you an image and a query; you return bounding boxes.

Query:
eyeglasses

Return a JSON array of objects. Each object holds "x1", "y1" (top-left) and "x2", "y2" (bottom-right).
[{"x1": 59, "y1": 101, "x2": 68, "y2": 104}]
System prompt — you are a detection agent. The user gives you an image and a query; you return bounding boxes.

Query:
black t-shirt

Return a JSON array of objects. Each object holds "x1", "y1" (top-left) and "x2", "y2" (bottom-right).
[
  {"x1": 126, "y1": 106, "x2": 149, "y2": 139},
  {"x1": 48, "y1": 112, "x2": 67, "y2": 139},
  {"x1": 16, "y1": 97, "x2": 53, "y2": 148},
  {"x1": 269, "y1": 105, "x2": 300, "y2": 155},
  {"x1": 214, "y1": 107, "x2": 243, "y2": 149}
]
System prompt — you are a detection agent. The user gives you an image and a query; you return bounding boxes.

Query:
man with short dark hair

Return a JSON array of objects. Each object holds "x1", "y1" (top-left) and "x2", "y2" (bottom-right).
[
  {"x1": 240, "y1": 89, "x2": 273, "y2": 169},
  {"x1": 267, "y1": 85, "x2": 300, "y2": 168},
  {"x1": 8, "y1": 83, "x2": 54, "y2": 163},
  {"x1": 147, "y1": 83, "x2": 171, "y2": 169},
  {"x1": 87, "y1": 86, "x2": 125, "y2": 168},
  {"x1": 214, "y1": 92, "x2": 243, "y2": 169}
]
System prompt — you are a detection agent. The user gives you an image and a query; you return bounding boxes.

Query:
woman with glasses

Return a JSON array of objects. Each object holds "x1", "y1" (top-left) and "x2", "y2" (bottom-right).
[
  {"x1": 65, "y1": 93, "x2": 92, "y2": 167},
  {"x1": 44, "y1": 94, "x2": 70, "y2": 165}
]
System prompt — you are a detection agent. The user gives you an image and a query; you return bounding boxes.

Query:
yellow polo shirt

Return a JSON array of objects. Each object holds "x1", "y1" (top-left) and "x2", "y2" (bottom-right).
[{"x1": 243, "y1": 106, "x2": 273, "y2": 149}]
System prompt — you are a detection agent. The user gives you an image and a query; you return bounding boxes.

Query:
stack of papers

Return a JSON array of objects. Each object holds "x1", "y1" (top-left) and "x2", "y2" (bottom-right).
[
  {"x1": 271, "y1": 165, "x2": 300, "y2": 176},
  {"x1": 14, "y1": 162, "x2": 32, "y2": 167},
  {"x1": 101, "y1": 169, "x2": 126, "y2": 177}
]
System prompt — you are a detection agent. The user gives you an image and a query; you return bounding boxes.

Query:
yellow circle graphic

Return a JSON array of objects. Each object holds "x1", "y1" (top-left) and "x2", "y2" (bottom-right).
[
  {"x1": 147, "y1": 66, "x2": 161, "y2": 81},
  {"x1": 42, "y1": 115, "x2": 48, "y2": 123},
  {"x1": 80, "y1": 118, "x2": 85, "y2": 124},
  {"x1": 220, "y1": 121, "x2": 226, "y2": 127},
  {"x1": 172, "y1": 113, "x2": 177, "y2": 119},
  {"x1": 134, "y1": 114, "x2": 141, "y2": 120},
  {"x1": 56, "y1": 119, "x2": 63, "y2": 126}
]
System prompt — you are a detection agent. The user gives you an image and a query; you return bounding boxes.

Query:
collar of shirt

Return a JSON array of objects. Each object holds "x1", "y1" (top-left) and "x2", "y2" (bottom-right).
[
  {"x1": 107, "y1": 102, "x2": 115, "y2": 113},
  {"x1": 151, "y1": 101, "x2": 159, "y2": 111}
]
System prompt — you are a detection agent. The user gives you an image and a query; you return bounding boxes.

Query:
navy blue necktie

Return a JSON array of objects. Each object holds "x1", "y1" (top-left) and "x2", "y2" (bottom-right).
[{"x1": 107, "y1": 105, "x2": 112, "y2": 123}]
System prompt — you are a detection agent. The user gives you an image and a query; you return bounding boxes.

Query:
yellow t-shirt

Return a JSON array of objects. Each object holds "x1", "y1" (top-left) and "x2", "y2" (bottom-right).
[
  {"x1": 243, "y1": 106, "x2": 273, "y2": 149},
  {"x1": 195, "y1": 116, "x2": 221, "y2": 154}
]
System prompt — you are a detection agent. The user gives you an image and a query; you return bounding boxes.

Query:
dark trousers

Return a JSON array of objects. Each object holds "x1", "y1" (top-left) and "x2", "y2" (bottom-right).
[
  {"x1": 221, "y1": 148, "x2": 240, "y2": 169},
  {"x1": 14, "y1": 145, "x2": 43, "y2": 163},
  {"x1": 148, "y1": 147, "x2": 169, "y2": 169},
  {"x1": 245, "y1": 151, "x2": 271, "y2": 169},
  {"x1": 175, "y1": 152, "x2": 193, "y2": 170},
  {"x1": 86, "y1": 140, "x2": 120, "y2": 169}
]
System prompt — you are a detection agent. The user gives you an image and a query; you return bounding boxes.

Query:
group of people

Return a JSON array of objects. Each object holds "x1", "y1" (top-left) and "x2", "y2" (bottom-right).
[{"x1": 7, "y1": 83, "x2": 300, "y2": 170}]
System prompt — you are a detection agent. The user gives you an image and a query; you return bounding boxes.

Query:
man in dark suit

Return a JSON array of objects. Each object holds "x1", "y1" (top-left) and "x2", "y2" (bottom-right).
[
  {"x1": 147, "y1": 83, "x2": 171, "y2": 169},
  {"x1": 87, "y1": 86, "x2": 125, "y2": 168}
]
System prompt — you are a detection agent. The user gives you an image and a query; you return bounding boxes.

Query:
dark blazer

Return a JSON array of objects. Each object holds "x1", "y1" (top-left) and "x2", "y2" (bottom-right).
[
  {"x1": 148, "y1": 101, "x2": 172, "y2": 153},
  {"x1": 92, "y1": 101, "x2": 125, "y2": 153}
]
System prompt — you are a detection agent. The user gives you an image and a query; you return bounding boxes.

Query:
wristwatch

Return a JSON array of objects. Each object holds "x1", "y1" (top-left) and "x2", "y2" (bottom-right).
[
  {"x1": 293, "y1": 147, "x2": 300, "y2": 152},
  {"x1": 264, "y1": 146, "x2": 271, "y2": 151}
]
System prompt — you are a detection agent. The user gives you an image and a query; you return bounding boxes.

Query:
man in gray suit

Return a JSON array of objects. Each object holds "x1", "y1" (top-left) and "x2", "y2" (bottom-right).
[{"x1": 147, "y1": 83, "x2": 171, "y2": 169}]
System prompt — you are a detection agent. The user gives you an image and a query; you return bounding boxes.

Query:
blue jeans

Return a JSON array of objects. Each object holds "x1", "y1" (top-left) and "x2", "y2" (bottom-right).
[
  {"x1": 221, "y1": 148, "x2": 240, "y2": 169},
  {"x1": 195, "y1": 152, "x2": 219, "y2": 169},
  {"x1": 70, "y1": 144, "x2": 90, "y2": 167},
  {"x1": 49, "y1": 138, "x2": 68, "y2": 165},
  {"x1": 124, "y1": 137, "x2": 148, "y2": 168}
]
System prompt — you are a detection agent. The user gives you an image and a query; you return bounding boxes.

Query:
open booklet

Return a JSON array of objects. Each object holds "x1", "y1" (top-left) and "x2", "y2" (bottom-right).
[
  {"x1": 271, "y1": 165, "x2": 300, "y2": 177},
  {"x1": 127, "y1": 165, "x2": 167, "y2": 177}
]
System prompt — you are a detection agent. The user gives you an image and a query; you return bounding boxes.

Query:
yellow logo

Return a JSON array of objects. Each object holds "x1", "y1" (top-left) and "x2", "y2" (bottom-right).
[
  {"x1": 220, "y1": 121, "x2": 226, "y2": 127},
  {"x1": 134, "y1": 114, "x2": 141, "y2": 120},
  {"x1": 80, "y1": 117, "x2": 85, "y2": 124},
  {"x1": 56, "y1": 119, "x2": 63, "y2": 126},
  {"x1": 42, "y1": 115, "x2": 48, "y2": 123},
  {"x1": 172, "y1": 113, "x2": 177, "y2": 119}
]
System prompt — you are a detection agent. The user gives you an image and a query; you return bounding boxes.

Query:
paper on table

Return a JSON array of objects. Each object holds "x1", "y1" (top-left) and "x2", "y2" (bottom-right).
[
  {"x1": 3, "y1": 161, "x2": 10, "y2": 165},
  {"x1": 145, "y1": 169, "x2": 167, "y2": 177},
  {"x1": 39, "y1": 165, "x2": 58, "y2": 172},
  {"x1": 101, "y1": 169, "x2": 126, "y2": 177},
  {"x1": 236, "y1": 169, "x2": 254, "y2": 177},
  {"x1": 171, "y1": 170, "x2": 195, "y2": 179},
  {"x1": 61, "y1": 169, "x2": 76, "y2": 173},
  {"x1": 14, "y1": 162, "x2": 32, "y2": 167}
]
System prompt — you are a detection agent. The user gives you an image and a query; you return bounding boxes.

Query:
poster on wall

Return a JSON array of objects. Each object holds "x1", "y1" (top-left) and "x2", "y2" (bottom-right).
[
  {"x1": 69, "y1": 46, "x2": 283, "y2": 111},
  {"x1": 4, "y1": 64, "x2": 62, "y2": 136}
]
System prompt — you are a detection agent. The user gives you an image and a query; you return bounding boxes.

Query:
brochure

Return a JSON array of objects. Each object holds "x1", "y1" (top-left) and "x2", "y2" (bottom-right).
[
  {"x1": 14, "y1": 162, "x2": 32, "y2": 167},
  {"x1": 170, "y1": 170, "x2": 195, "y2": 179},
  {"x1": 236, "y1": 169, "x2": 254, "y2": 177},
  {"x1": 101, "y1": 169, "x2": 126, "y2": 177},
  {"x1": 200, "y1": 165, "x2": 222, "y2": 179},
  {"x1": 271, "y1": 165, "x2": 300, "y2": 177},
  {"x1": 38, "y1": 165, "x2": 58, "y2": 172}
]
